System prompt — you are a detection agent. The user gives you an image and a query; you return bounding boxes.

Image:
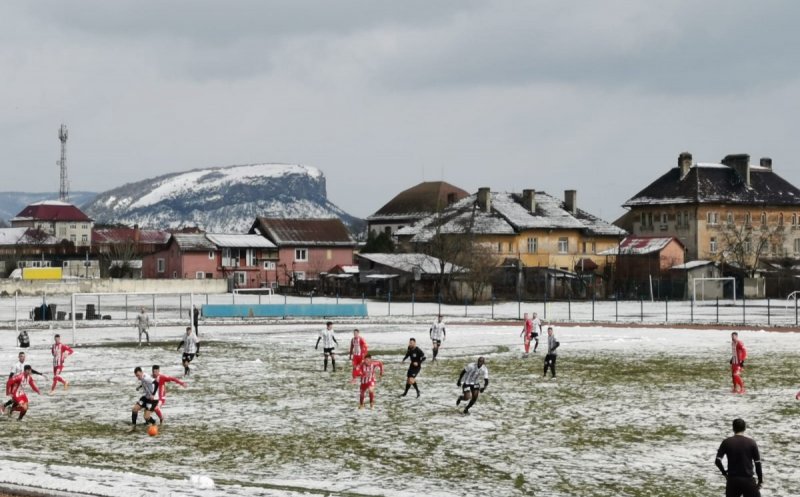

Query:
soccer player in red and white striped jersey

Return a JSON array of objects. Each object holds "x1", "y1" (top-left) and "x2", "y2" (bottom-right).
[
  {"x1": 151, "y1": 365, "x2": 186, "y2": 424},
  {"x1": 349, "y1": 329, "x2": 368, "y2": 382},
  {"x1": 50, "y1": 334, "x2": 74, "y2": 393},
  {"x1": 358, "y1": 355, "x2": 384, "y2": 410},
  {"x1": 3, "y1": 366, "x2": 41, "y2": 420}
]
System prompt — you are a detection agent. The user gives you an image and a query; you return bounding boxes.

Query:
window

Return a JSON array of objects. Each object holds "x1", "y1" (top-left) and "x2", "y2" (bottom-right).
[
  {"x1": 727, "y1": 212, "x2": 734, "y2": 226},
  {"x1": 81, "y1": 224, "x2": 88, "y2": 229},
  {"x1": 508, "y1": 242, "x2": 514, "y2": 253},
  {"x1": 293, "y1": 271, "x2": 306, "y2": 281},
  {"x1": 69, "y1": 234, "x2": 76, "y2": 242},
  {"x1": 263, "y1": 261, "x2": 276, "y2": 270},
  {"x1": 157, "y1": 258, "x2": 165, "y2": 273},
  {"x1": 59, "y1": 227, "x2": 66, "y2": 236},
  {"x1": 779, "y1": 213, "x2": 784, "y2": 227},
  {"x1": 384, "y1": 227, "x2": 392, "y2": 234},
  {"x1": 497, "y1": 242, "x2": 503, "y2": 253},
  {"x1": 70, "y1": 224, "x2": 76, "y2": 229},
  {"x1": 295, "y1": 248, "x2": 308, "y2": 261},
  {"x1": 196, "y1": 271, "x2": 205, "y2": 279},
  {"x1": 326, "y1": 249, "x2": 332, "y2": 260},
  {"x1": 709, "y1": 237, "x2": 717, "y2": 254},
  {"x1": 640, "y1": 212, "x2": 654, "y2": 229},
  {"x1": 684, "y1": 211, "x2": 690, "y2": 227},
  {"x1": 660, "y1": 212, "x2": 668, "y2": 224},
  {"x1": 209, "y1": 251, "x2": 215, "y2": 260},
  {"x1": 527, "y1": 237, "x2": 538, "y2": 254},
  {"x1": 706, "y1": 212, "x2": 719, "y2": 226},
  {"x1": 558, "y1": 237, "x2": 569, "y2": 253},
  {"x1": 793, "y1": 213, "x2": 798, "y2": 227},
  {"x1": 235, "y1": 272, "x2": 246, "y2": 286},
  {"x1": 745, "y1": 212, "x2": 752, "y2": 226},
  {"x1": 761, "y1": 212, "x2": 767, "y2": 225},
  {"x1": 81, "y1": 234, "x2": 88, "y2": 244},
  {"x1": 742, "y1": 239, "x2": 751, "y2": 253},
  {"x1": 795, "y1": 238, "x2": 800, "y2": 255},
  {"x1": 172, "y1": 271, "x2": 177, "y2": 279},
  {"x1": 245, "y1": 249, "x2": 255, "y2": 266}
]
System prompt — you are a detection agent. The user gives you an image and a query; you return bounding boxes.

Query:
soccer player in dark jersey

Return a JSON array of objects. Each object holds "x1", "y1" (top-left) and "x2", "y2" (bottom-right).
[
  {"x1": 456, "y1": 357, "x2": 489, "y2": 415},
  {"x1": 400, "y1": 338, "x2": 426, "y2": 398},
  {"x1": 715, "y1": 418, "x2": 763, "y2": 497},
  {"x1": 543, "y1": 327, "x2": 559, "y2": 378}
]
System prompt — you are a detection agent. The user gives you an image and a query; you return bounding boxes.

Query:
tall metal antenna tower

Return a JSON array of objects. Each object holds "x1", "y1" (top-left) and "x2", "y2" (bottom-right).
[{"x1": 57, "y1": 124, "x2": 69, "y2": 202}]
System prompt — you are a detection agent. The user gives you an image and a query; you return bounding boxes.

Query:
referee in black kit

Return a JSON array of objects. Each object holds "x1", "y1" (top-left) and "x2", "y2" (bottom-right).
[{"x1": 715, "y1": 418, "x2": 763, "y2": 497}]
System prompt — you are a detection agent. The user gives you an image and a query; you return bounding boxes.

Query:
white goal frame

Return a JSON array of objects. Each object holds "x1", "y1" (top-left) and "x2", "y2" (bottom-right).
[
  {"x1": 70, "y1": 292, "x2": 196, "y2": 345},
  {"x1": 692, "y1": 277, "x2": 736, "y2": 303}
]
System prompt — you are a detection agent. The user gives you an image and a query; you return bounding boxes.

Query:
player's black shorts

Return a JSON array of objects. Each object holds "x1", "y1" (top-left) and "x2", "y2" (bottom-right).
[
  {"x1": 432, "y1": 339, "x2": 442, "y2": 346},
  {"x1": 182, "y1": 353, "x2": 195, "y2": 363},
  {"x1": 532, "y1": 332, "x2": 539, "y2": 338},
  {"x1": 323, "y1": 347, "x2": 335, "y2": 355},
  {"x1": 137, "y1": 396, "x2": 157, "y2": 411},
  {"x1": 726, "y1": 476, "x2": 761, "y2": 497},
  {"x1": 407, "y1": 367, "x2": 421, "y2": 378},
  {"x1": 462, "y1": 383, "x2": 478, "y2": 393}
]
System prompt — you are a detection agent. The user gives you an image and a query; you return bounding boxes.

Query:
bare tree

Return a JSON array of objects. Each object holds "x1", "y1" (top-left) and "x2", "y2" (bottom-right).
[
  {"x1": 718, "y1": 223, "x2": 786, "y2": 277},
  {"x1": 103, "y1": 238, "x2": 138, "y2": 278}
]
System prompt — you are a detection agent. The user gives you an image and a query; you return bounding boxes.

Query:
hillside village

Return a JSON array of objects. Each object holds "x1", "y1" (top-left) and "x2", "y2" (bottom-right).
[{"x1": 2, "y1": 152, "x2": 800, "y2": 302}]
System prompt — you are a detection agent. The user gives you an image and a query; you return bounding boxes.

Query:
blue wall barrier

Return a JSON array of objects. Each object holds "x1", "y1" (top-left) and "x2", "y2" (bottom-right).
[{"x1": 202, "y1": 303, "x2": 368, "y2": 318}]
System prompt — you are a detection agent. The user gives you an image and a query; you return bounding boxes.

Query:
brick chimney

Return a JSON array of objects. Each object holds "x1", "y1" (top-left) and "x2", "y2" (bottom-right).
[
  {"x1": 133, "y1": 224, "x2": 140, "y2": 244},
  {"x1": 564, "y1": 190, "x2": 577, "y2": 215},
  {"x1": 760, "y1": 157, "x2": 772, "y2": 170},
  {"x1": 477, "y1": 187, "x2": 491, "y2": 212},
  {"x1": 721, "y1": 154, "x2": 751, "y2": 187},
  {"x1": 521, "y1": 189, "x2": 536, "y2": 213},
  {"x1": 678, "y1": 151, "x2": 692, "y2": 179}
]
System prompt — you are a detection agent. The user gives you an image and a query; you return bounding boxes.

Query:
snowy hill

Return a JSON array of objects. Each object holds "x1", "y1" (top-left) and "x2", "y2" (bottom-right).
[
  {"x1": 82, "y1": 163, "x2": 364, "y2": 234},
  {"x1": 0, "y1": 191, "x2": 97, "y2": 224}
]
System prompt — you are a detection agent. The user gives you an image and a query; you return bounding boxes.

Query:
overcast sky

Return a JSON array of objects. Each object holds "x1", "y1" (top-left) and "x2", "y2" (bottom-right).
[{"x1": 2, "y1": 1, "x2": 800, "y2": 221}]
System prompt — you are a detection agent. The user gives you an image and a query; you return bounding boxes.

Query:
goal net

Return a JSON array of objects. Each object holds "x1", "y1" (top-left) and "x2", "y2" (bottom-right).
[{"x1": 692, "y1": 277, "x2": 736, "y2": 302}]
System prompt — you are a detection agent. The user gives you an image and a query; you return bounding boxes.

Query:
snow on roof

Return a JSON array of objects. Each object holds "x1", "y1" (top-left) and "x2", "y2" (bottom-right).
[
  {"x1": 671, "y1": 260, "x2": 714, "y2": 270},
  {"x1": 12, "y1": 202, "x2": 92, "y2": 222},
  {"x1": 397, "y1": 191, "x2": 625, "y2": 242},
  {"x1": 171, "y1": 233, "x2": 217, "y2": 251},
  {"x1": 205, "y1": 233, "x2": 276, "y2": 249},
  {"x1": 129, "y1": 164, "x2": 323, "y2": 210},
  {"x1": 254, "y1": 218, "x2": 355, "y2": 246},
  {"x1": 92, "y1": 228, "x2": 170, "y2": 245},
  {"x1": 368, "y1": 181, "x2": 469, "y2": 220},
  {"x1": 357, "y1": 252, "x2": 463, "y2": 274},
  {"x1": 0, "y1": 227, "x2": 29, "y2": 245},
  {"x1": 597, "y1": 236, "x2": 680, "y2": 256}
]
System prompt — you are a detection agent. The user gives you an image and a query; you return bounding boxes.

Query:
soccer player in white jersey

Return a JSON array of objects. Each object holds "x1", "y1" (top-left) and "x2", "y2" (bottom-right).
[
  {"x1": 429, "y1": 315, "x2": 446, "y2": 362},
  {"x1": 131, "y1": 366, "x2": 158, "y2": 430},
  {"x1": 456, "y1": 357, "x2": 489, "y2": 415},
  {"x1": 315, "y1": 321, "x2": 339, "y2": 372},
  {"x1": 135, "y1": 307, "x2": 151, "y2": 346},
  {"x1": 531, "y1": 312, "x2": 543, "y2": 353},
  {"x1": 176, "y1": 327, "x2": 200, "y2": 377},
  {"x1": 358, "y1": 354, "x2": 384, "y2": 410},
  {"x1": 4, "y1": 352, "x2": 45, "y2": 413}
]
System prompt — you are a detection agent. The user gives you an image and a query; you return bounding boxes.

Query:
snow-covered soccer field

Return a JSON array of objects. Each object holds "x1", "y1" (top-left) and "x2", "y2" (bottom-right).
[{"x1": 1, "y1": 323, "x2": 799, "y2": 497}]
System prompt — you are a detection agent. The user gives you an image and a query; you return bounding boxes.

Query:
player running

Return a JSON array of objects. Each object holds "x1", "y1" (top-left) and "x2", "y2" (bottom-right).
[
  {"x1": 520, "y1": 313, "x2": 533, "y2": 356},
  {"x1": 151, "y1": 364, "x2": 186, "y2": 424},
  {"x1": 3, "y1": 366, "x2": 41, "y2": 420},
  {"x1": 50, "y1": 334, "x2": 74, "y2": 393},
  {"x1": 177, "y1": 327, "x2": 200, "y2": 377},
  {"x1": 730, "y1": 332, "x2": 747, "y2": 394},
  {"x1": 4, "y1": 352, "x2": 45, "y2": 413},
  {"x1": 136, "y1": 307, "x2": 151, "y2": 346},
  {"x1": 315, "y1": 321, "x2": 338, "y2": 372},
  {"x1": 543, "y1": 327, "x2": 559, "y2": 378},
  {"x1": 349, "y1": 329, "x2": 368, "y2": 382},
  {"x1": 131, "y1": 366, "x2": 158, "y2": 431},
  {"x1": 358, "y1": 354, "x2": 384, "y2": 410},
  {"x1": 456, "y1": 357, "x2": 489, "y2": 415},
  {"x1": 400, "y1": 338, "x2": 426, "y2": 398},
  {"x1": 429, "y1": 315, "x2": 446, "y2": 362}
]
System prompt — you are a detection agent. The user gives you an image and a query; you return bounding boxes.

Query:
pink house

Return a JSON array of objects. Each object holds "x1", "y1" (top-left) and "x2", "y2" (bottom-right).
[
  {"x1": 249, "y1": 218, "x2": 356, "y2": 286},
  {"x1": 142, "y1": 233, "x2": 278, "y2": 288}
]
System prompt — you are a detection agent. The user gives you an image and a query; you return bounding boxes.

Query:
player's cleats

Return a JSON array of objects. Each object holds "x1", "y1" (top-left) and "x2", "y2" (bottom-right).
[
  {"x1": 399, "y1": 393, "x2": 406, "y2": 397},
  {"x1": 416, "y1": 391, "x2": 420, "y2": 398},
  {"x1": 369, "y1": 403, "x2": 374, "y2": 410},
  {"x1": 63, "y1": 381, "x2": 69, "y2": 391},
  {"x1": 358, "y1": 404, "x2": 364, "y2": 410},
  {"x1": 456, "y1": 397, "x2": 462, "y2": 406},
  {"x1": 463, "y1": 409, "x2": 470, "y2": 415}
]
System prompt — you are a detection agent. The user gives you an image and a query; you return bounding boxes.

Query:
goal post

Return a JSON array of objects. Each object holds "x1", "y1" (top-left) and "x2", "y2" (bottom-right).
[{"x1": 692, "y1": 277, "x2": 736, "y2": 303}]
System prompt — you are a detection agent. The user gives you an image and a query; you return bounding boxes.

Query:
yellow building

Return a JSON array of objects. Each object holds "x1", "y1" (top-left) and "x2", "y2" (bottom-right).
[
  {"x1": 621, "y1": 153, "x2": 800, "y2": 267},
  {"x1": 395, "y1": 187, "x2": 626, "y2": 273}
]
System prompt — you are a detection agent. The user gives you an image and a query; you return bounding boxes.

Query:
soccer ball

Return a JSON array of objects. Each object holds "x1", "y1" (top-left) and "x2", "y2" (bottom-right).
[{"x1": 147, "y1": 425, "x2": 159, "y2": 437}]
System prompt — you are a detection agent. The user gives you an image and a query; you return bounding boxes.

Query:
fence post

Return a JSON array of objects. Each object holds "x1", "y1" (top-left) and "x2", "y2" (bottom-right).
[
  {"x1": 180, "y1": 295, "x2": 183, "y2": 319},
  {"x1": 491, "y1": 294, "x2": 495, "y2": 320},
  {"x1": 97, "y1": 295, "x2": 101, "y2": 318},
  {"x1": 152, "y1": 295, "x2": 156, "y2": 318},
  {"x1": 362, "y1": 293, "x2": 365, "y2": 305},
  {"x1": 438, "y1": 293, "x2": 442, "y2": 316},
  {"x1": 388, "y1": 291, "x2": 391, "y2": 316},
  {"x1": 742, "y1": 293, "x2": 746, "y2": 325},
  {"x1": 716, "y1": 298, "x2": 719, "y2": 324},
  {"x1": 665, "y1": 297, "x2": 668, "y2": 323},
  {"x1": 206, "y1": 294, "x2": 209, "y2": 305},
  {"x1": 795, "y1": 295, "x2": 798, "y2": 325},
  {"x1": 615, "y1": 294, "x2": 618, "y2": 322},
  {"x1": 568, "y1": 296, "x2": 571, "y2": 321},
  {"x1": 592, "y1": 295, "x2": 595, "y2": 322},
  {"x1": 464, "y1": 298, "x2": 468, "y2": 318},
  {"x1": 125, "y1": 294, "x2": 128, "y2": 320},
  {"x1": 517, "y1": 292, "x2": 521, "y2": 321},
  {"x1": 767, "y1": 297, "x2": 770, "y2": 326},
  {"x1": 690, "y1": 297, "x2": 694, "y2": 324},
  {"x1": 640, "y1": 298, "x2": 643, "y2": 322},
  {"x1": 310, "y1": 291, "x2": 314, "y2": 305},
  {"x1": 336, "y1": 292, "x2": 339, "y2": 305},
  {"x1": 543, "y1": 288, "x2": 548, "y2": 321},
  {"x1": 412, "y1": 292, "x2": 415, "y2": 317}
]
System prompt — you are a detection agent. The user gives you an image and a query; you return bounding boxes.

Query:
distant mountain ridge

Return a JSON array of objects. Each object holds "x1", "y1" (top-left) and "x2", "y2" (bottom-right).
[
  {"x1": 0, "y1": 191, "x2": 97, "y2": 224},
  {"x1": 82, "y1": 163, "x2": 365, "y2": 235}
]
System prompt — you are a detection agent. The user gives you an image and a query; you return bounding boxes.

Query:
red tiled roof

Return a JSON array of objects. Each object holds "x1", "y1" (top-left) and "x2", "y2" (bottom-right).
[
  {"x1": 252, "y1": 218, "x2": 355, "y2": 246},
  {"x1": 13, "y1": 201, "x2": 92, "y2": 222}
]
